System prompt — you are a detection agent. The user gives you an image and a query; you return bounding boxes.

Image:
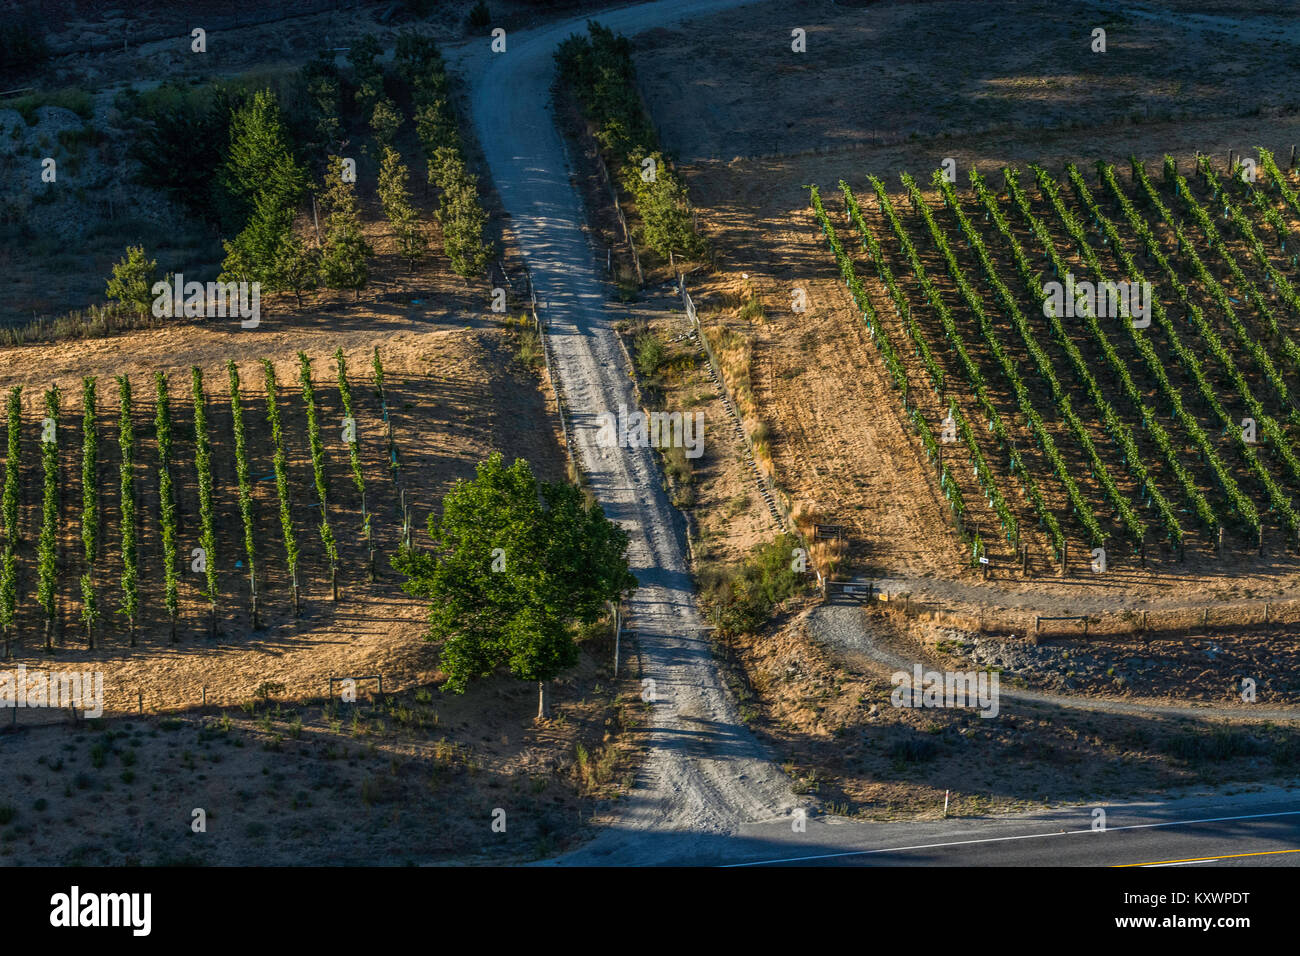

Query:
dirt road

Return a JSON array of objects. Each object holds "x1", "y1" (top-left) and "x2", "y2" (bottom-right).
[
  {"x1": 811, "y1": 603, "x2": 1300, "y2": 723},
  {"x1": 451, "y1": 0, "x2": 803, "y2": 862}
]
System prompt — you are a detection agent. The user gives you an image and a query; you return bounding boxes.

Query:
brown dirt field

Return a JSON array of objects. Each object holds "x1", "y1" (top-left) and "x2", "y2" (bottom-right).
[
  {"x1": 0, "y1": 637, "x2": 643, "y2": 865},
  {"x1": 0, "y1": 253, "x2": 646, "y2": 865},
  {"x1": 634, "y1": 0, "x2": 1300, "y2": 163},
  {"x1": 722, "y1": 602, "x2": 1300, "y2": 821}
]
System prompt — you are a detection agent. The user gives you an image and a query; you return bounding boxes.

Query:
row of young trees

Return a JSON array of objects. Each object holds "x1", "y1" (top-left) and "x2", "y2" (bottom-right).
[
  {"x1": 1, "y1": 389, "x2": 18, "y2": 653},
  {"x1": 1199, "y1": 158, "x2": 1300, "y2": 378},
  {"x1": 0, "y1": 354, "x2": 387, "y2": 651},
  {"x1": 155, "y1": 374, "x2": 180, "y2": 640},
  {"x1": 299, "y1": 353, "x2": 340, "y2": 598},
  {"x1": 335, "y1": 348, "x2": 369, "y2": 545},
  {"x1": 1002, "y1": 168, "x2": 1221, "y2": 553},
  {"x1": 228, "y1": 362, "x2": 259, "y2": 628},
  {"x1": 80, "y1": 379, "x2": 98, "y2": 646},
  {"x1": 555, "y1": 21, "x2": 705, "y2": 262},
  {"x1": 38, "y1": 387, "x2": 59, "y2": 649},
  {"x1": 117, "y1": 375, "x2": 140, "y2": 644},
  {"x1": 871, "y1": 177, "x2": 1055, "y2": 551},
  {"x1": 904, "y1": 172, "x2": 1143, "y2": 548},
  {"x1": 397, "y1": 33, "x2": 493, "y2": 277},
  {"x1": 960, "y1": 169, "x2": 1199, "y2": 546},
  {"x1": 262, "y1": 360, "x2": 301, "y2": 616},
  {"x1": 1132, "y1": 162, "x2": 1299, "y2": 449},
  {"x1": 816, "y1": 159, "x2": 1300, "y2": 564}
]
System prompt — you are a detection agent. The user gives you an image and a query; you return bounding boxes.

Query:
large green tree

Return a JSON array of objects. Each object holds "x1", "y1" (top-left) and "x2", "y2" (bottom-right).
[{"x1": 394, "y1": 454, "x2": 636, "y2": 718}]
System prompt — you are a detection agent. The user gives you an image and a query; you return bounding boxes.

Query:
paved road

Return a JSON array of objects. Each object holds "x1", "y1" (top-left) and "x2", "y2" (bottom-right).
[
  {"x1": 534, "y1": 787, "x2": 1300, "y2": 867},
  {"x1": 723, "y1": 788, "x2": 1300, "y2": 867}
]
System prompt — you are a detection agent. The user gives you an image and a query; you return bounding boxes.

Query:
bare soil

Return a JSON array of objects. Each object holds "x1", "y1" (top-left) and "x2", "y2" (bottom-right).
[
  {"x1": 0, "y1": 637, "x2": 643, "y2": 865},
  {"x1": 633, "y1": 0, "x2": 1300, "y2": 163},
  {"x1": 722, "y1": 601, "x2": 1300, "y2": 821}
]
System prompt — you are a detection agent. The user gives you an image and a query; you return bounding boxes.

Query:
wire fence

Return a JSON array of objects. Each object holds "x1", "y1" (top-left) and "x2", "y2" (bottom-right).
[
  {"x1": 0, "y1": 670, "x2": 392, "y2": 730},
  {"x1": 835, "y1": 585, "x2": 1300, "y2": 643},
  {"x1": 593, "y1": 152, "x2": 645, "y2": 288}
]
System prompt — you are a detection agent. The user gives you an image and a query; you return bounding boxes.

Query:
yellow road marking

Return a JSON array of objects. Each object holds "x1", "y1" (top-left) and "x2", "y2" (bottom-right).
[{"x1": 1115, "y1": 848, "x2": 1300, "y2": 867}]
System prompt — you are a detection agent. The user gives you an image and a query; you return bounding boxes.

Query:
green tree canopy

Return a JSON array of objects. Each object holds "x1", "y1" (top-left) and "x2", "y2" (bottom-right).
[
  {"x1": 105, "y1": 245, "x2": 159, "y2": 316},
  {"x1": 219, "y1": 89, "x2": 308, "y2": 291},
  {"x1": 394, "y1": 454, "x2": 636, "y2": 716},
  {"x1": 220, "y1": 88, "x2": 306, "y2": 224}
]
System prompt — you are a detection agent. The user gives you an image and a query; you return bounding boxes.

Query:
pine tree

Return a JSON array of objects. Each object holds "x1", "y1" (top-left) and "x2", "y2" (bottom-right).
[
  {"x1": 105, "y1": 246, "x2": 159, "y2": 317},
  {"x1": 378, "y1": 146, "x2": 425, "y2": 273},
  {"x1": 370, "y1": 96, "x2": 403, "y2": 149},
  {"x1": 219, "y1": 89, "x2": 308, "y2": 292},
  {"x1": 319, "y1": 155, "x2": 373, "y2": 297}
]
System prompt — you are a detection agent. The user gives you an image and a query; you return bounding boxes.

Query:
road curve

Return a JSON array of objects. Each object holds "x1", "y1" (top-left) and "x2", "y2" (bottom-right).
[
  {"x1": 812, "y1": 604, "x2": 1300, "y2": 723},
  {"x1": 451, "y1": 0, "x2": 801, "y2": 863}
]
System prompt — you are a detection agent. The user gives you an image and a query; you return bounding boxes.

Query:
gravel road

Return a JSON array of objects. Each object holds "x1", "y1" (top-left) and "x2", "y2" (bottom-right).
[
  {"x1": 451, "y1": 0, "x2": 803, "y2": 863},
  {"x1": 811, "y1": 602, "x2": 1300, "y2": 723}
]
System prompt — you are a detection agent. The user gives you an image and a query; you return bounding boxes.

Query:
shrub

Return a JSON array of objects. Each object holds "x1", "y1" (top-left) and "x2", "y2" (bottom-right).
[
  {"x1": 1165, "y1": 729, "x2": 1264, "y2": 762},
  {"x1": 889, "y1": 737, "x2": 939, "y2": 764},
  {"x1": 634, "y1": 332, "x2": 666, "y2": 377},
  {"x1": 703, "y1": 533, "x2": 804, "y2": 636},
  {"x1": 105, "y1": 247, "x2": 159, "y2": 317}
]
